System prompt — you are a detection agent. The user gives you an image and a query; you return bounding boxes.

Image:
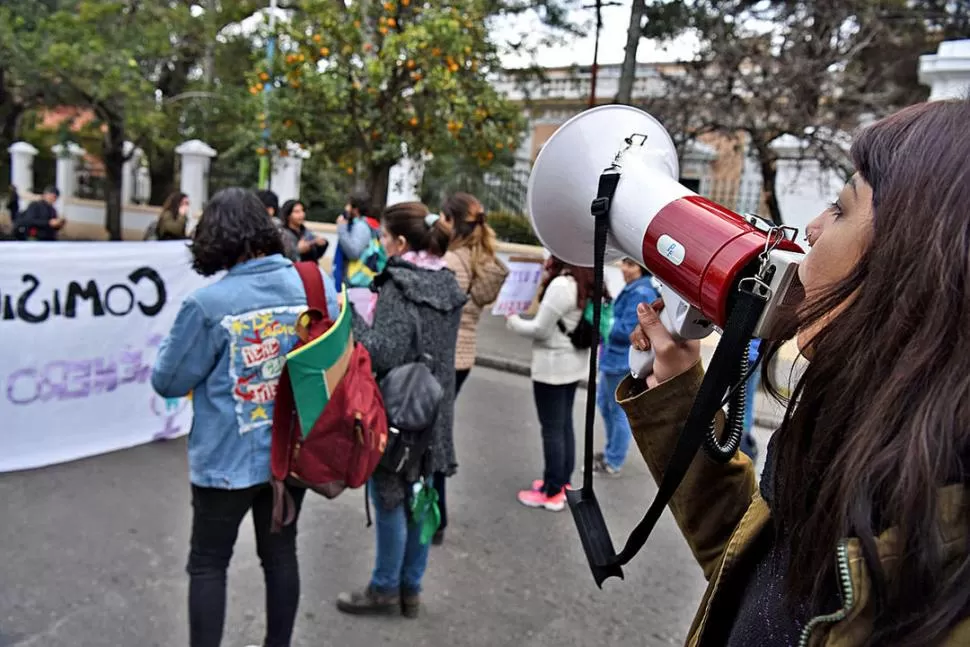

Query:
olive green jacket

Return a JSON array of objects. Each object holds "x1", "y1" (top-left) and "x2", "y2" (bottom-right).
[{"x1": 617, "y1": 362, "x2": 970, "y2": 647}]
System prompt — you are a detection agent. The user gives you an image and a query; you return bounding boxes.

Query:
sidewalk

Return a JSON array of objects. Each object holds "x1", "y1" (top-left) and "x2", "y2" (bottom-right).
[{"x1": 473, "y1": 312, "x2": 795, "y2": 429}]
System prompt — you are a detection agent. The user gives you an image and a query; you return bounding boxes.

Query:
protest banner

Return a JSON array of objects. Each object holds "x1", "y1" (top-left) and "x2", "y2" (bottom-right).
[
  {"x1": 491, "y1": 256, "x2": 545, "y2": 317},
  {"x1": 0, "y1": 242, "x2": 211, "y2": 472}
]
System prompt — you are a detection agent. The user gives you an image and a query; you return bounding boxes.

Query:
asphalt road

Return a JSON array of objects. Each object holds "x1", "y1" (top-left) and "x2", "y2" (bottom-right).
[{"x1": 0, "y1": 366, "x2": 772, "y2": 647}]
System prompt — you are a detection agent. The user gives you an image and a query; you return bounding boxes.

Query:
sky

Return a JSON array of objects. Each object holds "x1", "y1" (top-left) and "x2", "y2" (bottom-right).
[{"x1": 494, "y1": 1, "x2": 700, "y2": 69}]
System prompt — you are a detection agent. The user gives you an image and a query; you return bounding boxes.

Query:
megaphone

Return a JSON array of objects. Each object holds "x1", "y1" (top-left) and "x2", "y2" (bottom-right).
[{"x1": 528, "y1": 105, "x2": 804, "y2": 378}]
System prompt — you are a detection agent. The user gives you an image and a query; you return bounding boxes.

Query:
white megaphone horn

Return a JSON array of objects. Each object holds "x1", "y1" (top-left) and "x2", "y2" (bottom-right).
[{"x1": 528, "y1": 105, "x2": 805, "y2": 379}]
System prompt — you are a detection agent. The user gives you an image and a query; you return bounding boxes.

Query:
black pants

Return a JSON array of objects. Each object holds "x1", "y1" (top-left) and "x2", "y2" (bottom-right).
[
  {"x1": 533, "y1": 380, "x2": 578, "y2": 496},
  {"x1": 433, "y1": 368, "x2": 471, "y2": 531},
  {"x1": 187, "y1": 483, "x2": 306, "y2": 647}
]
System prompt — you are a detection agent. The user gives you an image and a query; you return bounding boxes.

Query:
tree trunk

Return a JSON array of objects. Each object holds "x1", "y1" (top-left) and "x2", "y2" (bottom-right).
[
  {"x1": 616, "y1": 0, "x2": 647, "y2": 104},
  {"x1": 103, "y1": 118, "x2": 126, "y2": 241},
  {"x1": 366, "y1": 161, "x2": 393, "y2": 215},
  {"x1": 755, "y1": 143, "x2": 784, "y2": 225},
  {"x1": 149, "y1": 151, "x2": 177, "y2": 206}
]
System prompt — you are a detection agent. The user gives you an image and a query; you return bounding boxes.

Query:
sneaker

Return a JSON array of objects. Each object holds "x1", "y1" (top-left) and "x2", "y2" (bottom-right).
[
  {"x1": 401, "y1": 589, "x2": 420, "y2": 619},
  {"x1": 517, "y1": 488, "x2": 566, "y2": 511},
  {"x1": 336, "y1": 586, "x2": 399, "y2": 616},
  {"x1": 593, "y1": 456, "x2": 622, "y2": 476},
  {"x1": 531, "y1": 478, "x2": 544, "y2": 491}
]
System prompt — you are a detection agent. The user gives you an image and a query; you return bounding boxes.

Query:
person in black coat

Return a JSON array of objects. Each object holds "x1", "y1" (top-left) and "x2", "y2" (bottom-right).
[{"x1": 16, "y1": 186, "x2": 66, "y2": 241}]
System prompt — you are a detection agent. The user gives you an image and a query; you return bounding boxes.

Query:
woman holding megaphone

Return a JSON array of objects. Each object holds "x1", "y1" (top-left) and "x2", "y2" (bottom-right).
[{"x1": 620, "y1": 99, "x2": 970, "y2": 646}]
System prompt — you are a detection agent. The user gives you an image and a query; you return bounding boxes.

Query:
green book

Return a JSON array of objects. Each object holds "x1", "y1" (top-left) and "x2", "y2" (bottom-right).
[{"x1": 285, "y1": 292, "x2": 353, "y2": 439}]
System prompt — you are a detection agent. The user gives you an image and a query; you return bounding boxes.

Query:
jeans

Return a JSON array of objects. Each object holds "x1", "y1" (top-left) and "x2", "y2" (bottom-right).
[
  {"x1": 533, "y1": 380, "x2": 578, "y2": 496},
  {"x1": 596, "y1": 372, "x2": 633, "y2": 470},
  {"x1": 370, "y1": 482, "x2": 431, "y2": 594},
  {"x1": 187, "y1": 483, "x2": 306, "y2": 647},
  {"x1": 433, "y1": 368, "x2": 470, "y2": 531}
]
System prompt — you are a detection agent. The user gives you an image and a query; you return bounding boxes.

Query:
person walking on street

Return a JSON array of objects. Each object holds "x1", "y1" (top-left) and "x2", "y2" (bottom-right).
[
  {"x1": 151, "y1": 188, "x2": 339, "y2": 647},
  {"x1": 437, "y1": 192, "x2": 508, "y2": 545},
  {"x1": 507, "y1": 257, "x2": 598, "y2": 511},
  {"x1": 336, "y1": 202, "x2": 465, "y2": 619},
  {"x1": 594, "y1": 258, "x2": 658, "y2": 475}
]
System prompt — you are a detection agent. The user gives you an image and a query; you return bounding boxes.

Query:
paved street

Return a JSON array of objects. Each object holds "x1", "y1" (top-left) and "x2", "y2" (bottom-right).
[{"x1": 0, "y1": 366, "x2": 779, "y2": 647}]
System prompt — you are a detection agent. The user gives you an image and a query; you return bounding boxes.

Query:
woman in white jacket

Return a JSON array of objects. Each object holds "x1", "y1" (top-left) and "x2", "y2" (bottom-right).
[{"x1": 507, "y1": 257, "x2": 601, "y2": 511}]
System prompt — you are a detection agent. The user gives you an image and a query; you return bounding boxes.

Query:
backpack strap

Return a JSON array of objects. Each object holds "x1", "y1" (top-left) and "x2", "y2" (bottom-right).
[{"x1": 294, "y1": 261, "x2": 329, "y2": 317}]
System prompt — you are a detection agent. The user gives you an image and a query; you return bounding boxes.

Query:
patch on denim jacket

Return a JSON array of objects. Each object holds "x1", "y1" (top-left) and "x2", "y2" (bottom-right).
[{"x1": 221, "y1": 305, "x2": 304, "y2": 434}]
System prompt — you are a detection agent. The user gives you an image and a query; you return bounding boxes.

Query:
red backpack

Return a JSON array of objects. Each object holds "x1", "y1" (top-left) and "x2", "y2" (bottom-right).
[{"x1": 270, "y1": 262, "x2": 388, "y2": 531}]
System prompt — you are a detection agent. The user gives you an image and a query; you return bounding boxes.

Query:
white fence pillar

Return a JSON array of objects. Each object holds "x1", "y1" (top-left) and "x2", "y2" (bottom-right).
[
  {"x1": 51, "y1": 141, "x2": 86, "y2": 212},
  {"x1": 9, "y1": 141, "x2": 38, "y2": 195},
  {"x1": 386, "y1": 153, "x2": 427, "y2": 206},
  {"x1": 920, "y1": 39, "x2": 970, "y2": 101},
  {"x1": 270, "y1": 142, "x2": 310, "y2": 204},
  {"x1": 175, "y1": 139, "x2": 217, "y2": 232},
  {"x1": 121, "y1": 141, "x2": 147, "y2": 205}
]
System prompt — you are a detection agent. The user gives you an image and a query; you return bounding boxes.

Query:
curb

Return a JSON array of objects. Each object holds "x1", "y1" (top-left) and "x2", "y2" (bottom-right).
[{"x1": 473, "y1": 353, "x2": 782, "y2": 429}]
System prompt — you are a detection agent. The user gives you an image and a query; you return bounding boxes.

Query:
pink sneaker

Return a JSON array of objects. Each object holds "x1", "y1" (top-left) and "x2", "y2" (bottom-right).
[
  {"x1": 531, "y1": 479, "x2": 544, "y2": 491},
  {"x1": 517, "y1": 488, "x2": 566, "y2": 511}
]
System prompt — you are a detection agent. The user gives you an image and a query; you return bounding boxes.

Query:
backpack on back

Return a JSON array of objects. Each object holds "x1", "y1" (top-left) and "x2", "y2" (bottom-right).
[
  {"x1": 558, "y1": 299, "x2": 614, "y2": 350},
  {"x1": 270, "y1": 262, "x2": 388, "y2": 530},
  {"x1": 345, "y1": 221, "x2": 387, "y2": 288}
]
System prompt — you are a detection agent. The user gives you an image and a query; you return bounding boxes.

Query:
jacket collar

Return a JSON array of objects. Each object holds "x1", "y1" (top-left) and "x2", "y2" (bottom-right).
[{"x1": 227, "y1": 254, "x2": 292, "y2": 276}]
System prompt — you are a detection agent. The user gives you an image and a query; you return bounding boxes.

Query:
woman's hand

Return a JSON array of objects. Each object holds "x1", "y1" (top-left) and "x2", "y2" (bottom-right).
[
  {"x1": 297, "y1": 239, "x2": 312, "y2": 254},
  {"x1": 629, "y1": 300, "x2": 701, "y2": 388}
]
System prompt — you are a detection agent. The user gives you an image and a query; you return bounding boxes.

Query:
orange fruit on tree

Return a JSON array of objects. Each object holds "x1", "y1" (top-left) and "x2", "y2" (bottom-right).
[
  {"x1": 387, "y1": 18, "x2": 396, "y2": 27},
  {"x1": 378, "y1": 26, "x2": 388, "y2": 35},
  {"x1": 409, "y1": 116, "x2": 419, "y2": 126},
  {"x1": 401, "y1": 0, "x2": 409, "y2": 5},
  {"x1": 363, "y1": 42, "x2": 373, "y2": 51},
  {"x1": 406, "y1": 59, "x2": 416, "y2": 69},
  {"x1": 320, "y1": 47, "x2": 330, "y2": 56},
  {"x1": 259, "y1": 72, "x2": 269, "y2": 81},
  {"x1": 431, "y1": 47, "x2": 442, "y2": 56},
  {"x1": 384, "y1": 1, "x2": 394, "y2": 10},
  {"x1": 313, "y1": 34, "x2": 322, "y2": 43}
]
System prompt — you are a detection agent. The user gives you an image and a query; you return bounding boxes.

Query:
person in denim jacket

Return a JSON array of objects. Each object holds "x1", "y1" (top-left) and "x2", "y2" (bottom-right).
[
  {"x1": 595, "y1": 259, "x2": 658, "y2": 474},
  {"x1": 152, "y1": 188, "x2": 338, "y2": 647}
]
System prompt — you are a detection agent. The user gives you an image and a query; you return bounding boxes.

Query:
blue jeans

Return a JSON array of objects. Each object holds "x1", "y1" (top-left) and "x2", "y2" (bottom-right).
[
  {"x1": 369, "y1": 483, "x2": 431, "y2": 595},
  {"x1": 597, "y1": 372, "x2": 633, "y2": 470}
]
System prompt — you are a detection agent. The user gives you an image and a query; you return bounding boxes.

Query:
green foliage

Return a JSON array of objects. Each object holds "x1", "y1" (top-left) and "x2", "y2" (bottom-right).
[
  {"x1": 488, "y1": 210, "x2": 539, "y2": 245},
  {"x1": 253, "y1": 0, "x2": 527, "y2": 205}
]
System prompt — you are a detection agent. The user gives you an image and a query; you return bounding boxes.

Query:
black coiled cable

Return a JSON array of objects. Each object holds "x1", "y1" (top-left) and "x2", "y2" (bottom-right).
[{"x1": 703, "y1": 340, "x2": 753, "y2": 463}]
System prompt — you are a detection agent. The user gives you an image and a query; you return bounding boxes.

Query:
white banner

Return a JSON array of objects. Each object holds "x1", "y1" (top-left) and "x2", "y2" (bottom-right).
[{"x1": 0, "y1": 242, "x2": 210, "y2": 472}]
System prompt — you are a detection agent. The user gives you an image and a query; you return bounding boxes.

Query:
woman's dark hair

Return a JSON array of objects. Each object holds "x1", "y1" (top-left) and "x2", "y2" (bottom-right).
[
  {"x1": 382, "y1": 201, "x2": 451, "y2": 257},
  {"x1": 538, "y1": 256, "x2": 609, "y2": 308},
  {"x1": 278, "y1": 199, "x2": 305, "y2": 228},
  {"x1": 255, "y1": 189, "x2": 279, "y2": 214},
  {"x1": 762, "y1": 99, "x2": 970, "y2": 645},
  {"x1": 190, "y1": 188, "x2": 284, "y2": 276},
  {"x1": 161, "y1": 191, "x2": 187, "y2": 215},
  {"x1": 349, "y1": 191, "x2": 371, "y2": 218}
]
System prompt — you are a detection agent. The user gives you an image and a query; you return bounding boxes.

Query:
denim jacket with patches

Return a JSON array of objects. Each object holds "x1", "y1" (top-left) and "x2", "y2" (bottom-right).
[{"x1": 151, "y1": 254, "x2": 339, "y2": 489}]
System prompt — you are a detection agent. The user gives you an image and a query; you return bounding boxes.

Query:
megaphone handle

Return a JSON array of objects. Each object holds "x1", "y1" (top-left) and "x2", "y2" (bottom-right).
[
  {"x1": 628, "y1": 347, "x2": 655, "y2": 380},
  {"x1": 627, "y1": 300, "x2": 680, "y2": 380}
]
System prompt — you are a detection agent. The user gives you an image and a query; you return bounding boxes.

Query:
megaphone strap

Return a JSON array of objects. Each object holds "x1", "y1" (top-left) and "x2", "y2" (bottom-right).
[{"x1": 567, "y1": 166, "x2": 768, "y2": 587}]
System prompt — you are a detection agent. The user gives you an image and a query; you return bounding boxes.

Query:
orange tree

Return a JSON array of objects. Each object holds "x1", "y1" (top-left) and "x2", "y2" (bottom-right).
[{"x1": 251, "y1": 0, "x2": 526, "y2": 211}]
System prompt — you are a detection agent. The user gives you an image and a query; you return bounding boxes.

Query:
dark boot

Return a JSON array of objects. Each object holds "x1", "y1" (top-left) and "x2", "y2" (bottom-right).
[
  {"x1": 401, "y1": 589, "x2": 420, "y2": 619},
  {"x1": 336, "y1": 586, "x2": 399, "y2": 616},
  {"x1": 432, "y1": 528, "x2": 445, "y2": 546}
]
